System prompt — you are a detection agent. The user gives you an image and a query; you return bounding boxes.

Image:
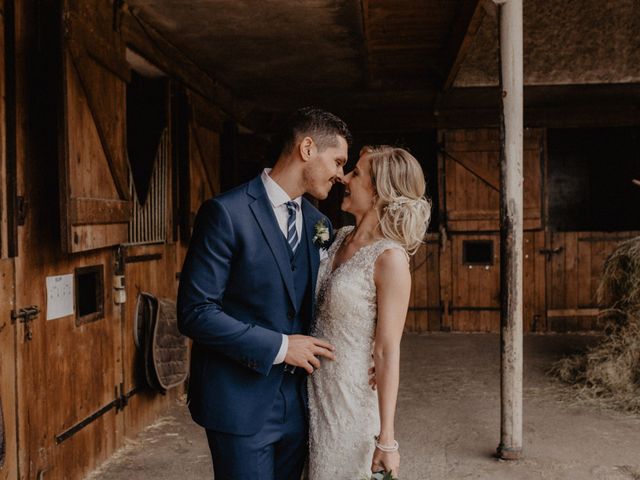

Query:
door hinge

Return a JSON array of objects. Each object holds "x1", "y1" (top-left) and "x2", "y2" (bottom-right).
[{"x1": 16, "y1": 195, "x2": 28, "y2": 225}]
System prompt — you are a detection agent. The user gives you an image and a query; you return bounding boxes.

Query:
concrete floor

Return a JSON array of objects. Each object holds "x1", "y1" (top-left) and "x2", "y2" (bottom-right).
[{"x1": 86, "y1": 333, "x2": 640, "y2": 480}]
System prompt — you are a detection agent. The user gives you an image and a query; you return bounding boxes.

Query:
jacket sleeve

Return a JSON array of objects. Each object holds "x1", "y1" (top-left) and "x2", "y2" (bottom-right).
[{"x1": 177, "y1": 198, "x2": 282, "y2": 376}]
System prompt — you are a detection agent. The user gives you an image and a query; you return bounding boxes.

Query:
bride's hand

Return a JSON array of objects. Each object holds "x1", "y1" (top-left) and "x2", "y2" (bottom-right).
[{"x1": 371, "y1": 448, "x2": 400, "y2": 477}]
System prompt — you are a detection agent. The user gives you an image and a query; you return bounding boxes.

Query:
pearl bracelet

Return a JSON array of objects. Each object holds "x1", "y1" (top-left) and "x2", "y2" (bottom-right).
[{"x1": 374, "y1": 436, "x2": 399, "y2": 452}]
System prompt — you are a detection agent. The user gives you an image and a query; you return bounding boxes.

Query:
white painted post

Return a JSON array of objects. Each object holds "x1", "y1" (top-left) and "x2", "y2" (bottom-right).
[{"x1": 495, "y1": 0, "x2": 524, "y2": 460}]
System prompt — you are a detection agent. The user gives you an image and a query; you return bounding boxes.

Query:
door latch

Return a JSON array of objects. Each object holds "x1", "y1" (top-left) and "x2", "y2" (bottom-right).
[
  {"x1": 11, "y1": 305, "x2": 40, "y2": 341},
  {"x1": 538, "y1": 246, "x2": 563, "y2": 260}
]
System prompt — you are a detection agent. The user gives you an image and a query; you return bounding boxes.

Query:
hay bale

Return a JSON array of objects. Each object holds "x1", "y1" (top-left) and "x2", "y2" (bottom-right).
[
  {"x1": 596, "y1": 236, "x2": 640, "y2": 325},
  {"x1": 550, "y1": 236, "x2": 640, "y2": 413}
]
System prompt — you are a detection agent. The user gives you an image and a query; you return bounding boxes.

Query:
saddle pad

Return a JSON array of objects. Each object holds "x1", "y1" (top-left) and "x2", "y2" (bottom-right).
[{"x1": 151, "y1": 298, "x2": 189, "y2": 391}]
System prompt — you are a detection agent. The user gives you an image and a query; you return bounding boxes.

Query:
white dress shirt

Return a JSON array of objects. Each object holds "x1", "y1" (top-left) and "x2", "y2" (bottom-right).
[{"x1": 261, "y1": 169, "x2": 303, "y2": 364}]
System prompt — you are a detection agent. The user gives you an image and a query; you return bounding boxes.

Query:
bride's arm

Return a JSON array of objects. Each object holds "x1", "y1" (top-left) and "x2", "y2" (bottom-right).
[{"x1": 371, "y1": 248, "x2": 411, "y2": 476}]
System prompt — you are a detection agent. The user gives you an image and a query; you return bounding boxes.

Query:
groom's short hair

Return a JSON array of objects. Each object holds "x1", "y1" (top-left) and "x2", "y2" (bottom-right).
[{"x1": 276, "y1": 107, "x2": 351, "y2": 157}]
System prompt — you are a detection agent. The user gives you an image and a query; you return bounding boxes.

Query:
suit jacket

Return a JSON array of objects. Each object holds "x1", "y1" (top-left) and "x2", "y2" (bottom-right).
[{"x1": 177, "y1": 175, "x2": 330, "y2": 435}]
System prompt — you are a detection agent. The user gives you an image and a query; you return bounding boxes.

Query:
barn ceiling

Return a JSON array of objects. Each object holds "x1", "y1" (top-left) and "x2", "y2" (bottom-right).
[{"x1": 125, "y1": 0, "x2": 640, "y2": 131}]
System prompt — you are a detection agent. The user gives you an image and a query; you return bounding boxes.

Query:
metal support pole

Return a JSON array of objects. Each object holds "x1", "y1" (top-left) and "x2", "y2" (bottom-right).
[{"x1": 495, "y1": 0, "x2": 523, "y2": 461}]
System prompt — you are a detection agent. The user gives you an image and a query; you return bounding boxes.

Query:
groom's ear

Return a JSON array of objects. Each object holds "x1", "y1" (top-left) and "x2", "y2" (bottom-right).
[{"x1": 299, "y1": 136, "x2": 315, "y2": 162}]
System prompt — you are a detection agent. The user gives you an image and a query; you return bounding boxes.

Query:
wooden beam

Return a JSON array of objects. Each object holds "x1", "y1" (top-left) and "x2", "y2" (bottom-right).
[
  {"x1": 442, "y1": 0, "x2": 486, "y2": 90},
  {"x1": 69, "y1": 198, "x2": 131, "y2": 225},
  {"x1": 496, "y1": 0, "x2": 524, "y2": 462}
]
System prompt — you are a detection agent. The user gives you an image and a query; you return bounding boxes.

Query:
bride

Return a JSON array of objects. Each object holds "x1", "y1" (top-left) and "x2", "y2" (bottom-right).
[{"x1": 308, "y1": 145, "x2": 431, "y2": 479}]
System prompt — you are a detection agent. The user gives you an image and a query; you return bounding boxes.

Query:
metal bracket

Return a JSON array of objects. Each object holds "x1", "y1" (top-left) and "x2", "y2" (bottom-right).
[
  {"x1": 16, "y1": 196, "x2": 27, "y2": 225},
  {"x1": 11, "y1": 305, "x2": 40, "y2": 341},
  {"x1": 538, "y1": 246, "x2": 563, "y2": 260}
]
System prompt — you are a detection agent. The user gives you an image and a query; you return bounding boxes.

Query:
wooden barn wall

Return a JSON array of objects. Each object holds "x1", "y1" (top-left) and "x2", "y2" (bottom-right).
[
  {"x1": 407, "y1": 127, "x2": 638, "y2": 333},
  {"x1": 0, "y1": 1, "x2": 223, "y2": 479},
  {"x1": 545, "y1": 231, "x2": 640, "y2": 331}
]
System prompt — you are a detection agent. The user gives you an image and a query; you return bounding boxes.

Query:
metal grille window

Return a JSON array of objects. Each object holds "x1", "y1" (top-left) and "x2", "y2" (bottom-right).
[{"x1": 128, "y1": 128, "x2": 169, "y2": 245}]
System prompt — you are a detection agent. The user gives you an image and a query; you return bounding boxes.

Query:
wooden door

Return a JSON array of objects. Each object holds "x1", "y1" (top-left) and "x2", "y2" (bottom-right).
[
  {"x1": 546, "y1": 231, "x2": 640, "y2": 331},
  {"x1": 438, "y1": 232, "x2": 546, "y2": 332},
  {"x1": 407, "y1": 236, "x2": 442, "y2": 331},
  {"x1": 58, "y1": 0, "x2": 131, "y2": 253},
  {"x1": 438, "y1": 128, "x2": 546, "y2": 332},
  {"x1": 13, "y1": 1, "x2": 126, "y2": 478},
  {"x1": 448, "y1": 233, "x2": 501, "y2": 331},
  {"x1": 0, "y1": 261, "x2": 17, "y2": 480},
  {"x1": 177, "y1": 90, "x2": 221, "y2": 273},
  {"x1": 183, "y1": 91, "x2": 221, "y2": 238},
  {"x1": 441, "y1": 129, "x2": 543, "y2": 232}
]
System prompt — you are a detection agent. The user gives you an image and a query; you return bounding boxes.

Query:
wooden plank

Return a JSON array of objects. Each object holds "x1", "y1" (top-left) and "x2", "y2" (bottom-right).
[
  {"x1": 0, "y1": 0, "x2": 6, "y2": 259},
  {"x1": 448, "y1": 207, "x2": 542, "y2": 221},
  {"x1": 67, "y1": 51, "x2": 129, "y2": 201},
  {"x1": 65, "y1": 12, "x2": 131, "y2": 83},
  {"x1": 451, "y1": 236, "x2": 465, "y2": 330},
  {"x1": 547, "y1": 308, "x2": 600, "y2": 318},
  {"x1": 446, "y1": 149, "x2": 499, "y2": 192},
  {"x1": 533, "y1": 230, "x2": 546, "y2": 332},
  {"x1": 442, "y1": 0, "x2": 484, "y2": 90},
  {"x1": 0, "y1": 259, "x2": 17, "y2": 480},
  {"x1": 190, "y1": 124, "x2": 221, "y2": 197},
  {"x1": 426, "y1": 240, "x2": 442, "y2": 331},
  {"x1": 412, "y1": 244, "x2": 428, "y2": 332},
  {"x1": 439, "y1": 236, "x2": 453, "y2": 331},
  {"x1": 564, "y1": 232, "x2": 579, "y2": 331},
  {"x1": 3, "y1": 0, "x2": 16, "y2": 258},
  {"x1": 406, "y1": 254, "x2": 416, "y2": 332},
  {"x1": 577, "y1": 232, "x2": 593, "y2": 308},
  {"x1": 69, "y1": 198, "x2": 131, "y2": 225}
]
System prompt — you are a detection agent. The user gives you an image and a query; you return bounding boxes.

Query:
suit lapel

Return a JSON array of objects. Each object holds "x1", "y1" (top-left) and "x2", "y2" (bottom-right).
[{"x1": 247, "y1": 177, "x2": 296, "y2": 307}]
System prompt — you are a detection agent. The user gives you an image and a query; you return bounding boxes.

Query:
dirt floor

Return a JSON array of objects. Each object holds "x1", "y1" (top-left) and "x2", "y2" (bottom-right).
[{"x1": 86, "y1": 333, "x2": 640, "y2": 480}]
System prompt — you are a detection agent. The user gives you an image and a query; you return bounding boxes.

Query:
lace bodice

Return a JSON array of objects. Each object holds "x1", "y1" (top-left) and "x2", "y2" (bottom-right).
[{"x1": 307, "y1": 226, "x2": 406, "y2": 480}]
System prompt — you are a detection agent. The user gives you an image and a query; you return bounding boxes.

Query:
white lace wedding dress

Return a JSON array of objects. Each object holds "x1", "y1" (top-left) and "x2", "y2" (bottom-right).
[{"x1": 308, "y1": 226, "x2": 405, "y2": 480}]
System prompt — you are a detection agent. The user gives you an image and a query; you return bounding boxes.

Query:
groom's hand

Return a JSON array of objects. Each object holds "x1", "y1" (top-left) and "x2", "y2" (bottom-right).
[{"x1": 284, "y1": 335, "x2": 335, "y2": 374}]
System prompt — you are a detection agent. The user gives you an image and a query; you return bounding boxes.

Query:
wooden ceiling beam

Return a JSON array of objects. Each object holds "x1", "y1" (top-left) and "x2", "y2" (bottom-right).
[{"x1": 441, "y1": 0, "x2": 487, "y2": 91}]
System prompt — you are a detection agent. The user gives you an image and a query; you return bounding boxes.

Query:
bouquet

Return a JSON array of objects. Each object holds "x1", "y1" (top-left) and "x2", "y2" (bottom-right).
[{"x1": 370, "y1": 472, "x2": 398, "y2": 480}]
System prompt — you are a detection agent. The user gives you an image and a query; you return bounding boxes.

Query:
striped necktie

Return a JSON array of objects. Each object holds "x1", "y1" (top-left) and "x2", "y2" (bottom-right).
[{"x1": 285, "y1": 201, "x2": 300, "y2": 253}]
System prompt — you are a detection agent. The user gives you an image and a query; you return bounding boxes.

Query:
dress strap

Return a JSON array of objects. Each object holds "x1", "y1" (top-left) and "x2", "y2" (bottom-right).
[{"x1": 366, "y1": 239, "x2": 409, "y2": 279}]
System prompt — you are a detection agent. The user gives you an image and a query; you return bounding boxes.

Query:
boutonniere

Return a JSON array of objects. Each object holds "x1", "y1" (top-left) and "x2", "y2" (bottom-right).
[{"x1": 312, "y1": 219, "x2": 330, "y2": 248}]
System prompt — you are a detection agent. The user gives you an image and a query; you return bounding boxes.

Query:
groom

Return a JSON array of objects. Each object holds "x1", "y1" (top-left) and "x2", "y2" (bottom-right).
[{"x1": 177, "y1": 107, "x2": 350, "y2": 479}]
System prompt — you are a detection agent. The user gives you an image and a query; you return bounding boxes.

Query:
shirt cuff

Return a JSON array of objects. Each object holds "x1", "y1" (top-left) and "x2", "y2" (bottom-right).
[{"x1": 273, "y1": 334, "x2": 288, "y2": 364}]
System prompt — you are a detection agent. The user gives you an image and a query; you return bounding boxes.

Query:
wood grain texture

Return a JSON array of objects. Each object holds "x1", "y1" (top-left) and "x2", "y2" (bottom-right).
[
  {"x1": 443, "y1": 128, "x2": 542, "y2": 232},
  {"x1": 0, "y1": 259, "x2": 17, "y2": 480}
]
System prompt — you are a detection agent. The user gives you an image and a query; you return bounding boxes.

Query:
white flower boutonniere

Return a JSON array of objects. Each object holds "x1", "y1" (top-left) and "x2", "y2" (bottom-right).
[{"x1": 312, "y1": 219, "x2": 330, "y2": 248}]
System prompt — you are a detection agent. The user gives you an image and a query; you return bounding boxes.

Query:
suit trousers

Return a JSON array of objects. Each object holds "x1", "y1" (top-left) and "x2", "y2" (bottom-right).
[{"x1": 205, "y1": 371, "x2": 307, "y2": 480}]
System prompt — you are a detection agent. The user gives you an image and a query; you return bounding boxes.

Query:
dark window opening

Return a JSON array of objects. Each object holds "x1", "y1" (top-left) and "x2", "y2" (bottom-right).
[
  {"x1": 463, "y1": 240, "x2": 494, "y2": 265},
  {"x1": 127, "y1": 70, "x2": 168, "y2": 206},
  {"x1": 548, "y1": 127, "x2": 640, "y2": 231},
  {"x1": 75, "y1": 265, "x2": 104, "y2": 325}
]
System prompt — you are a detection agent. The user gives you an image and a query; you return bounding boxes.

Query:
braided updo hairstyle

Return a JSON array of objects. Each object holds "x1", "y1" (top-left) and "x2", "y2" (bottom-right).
[{"x1": 363, "y1": 145, "x2": 431, "y2": 255}]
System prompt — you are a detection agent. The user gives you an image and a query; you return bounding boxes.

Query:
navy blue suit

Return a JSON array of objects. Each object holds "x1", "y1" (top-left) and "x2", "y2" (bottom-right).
[{"x1": 177, "y1": 175, "x2": 329, "y2": 479}]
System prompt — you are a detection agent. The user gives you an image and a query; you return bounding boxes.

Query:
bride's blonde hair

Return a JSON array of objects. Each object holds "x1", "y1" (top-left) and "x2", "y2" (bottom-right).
[{"x1": 363, "y1": 145, "x2": 431, "y2": 255}]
